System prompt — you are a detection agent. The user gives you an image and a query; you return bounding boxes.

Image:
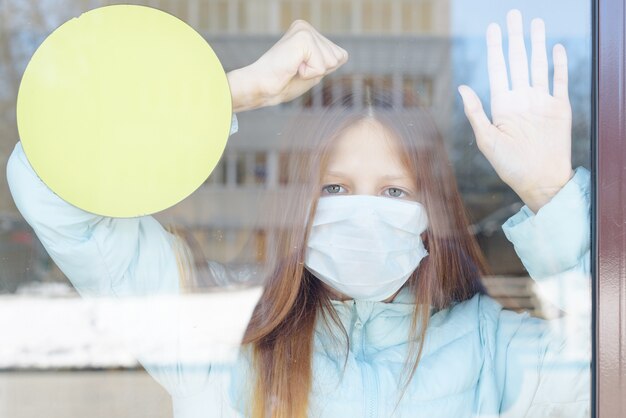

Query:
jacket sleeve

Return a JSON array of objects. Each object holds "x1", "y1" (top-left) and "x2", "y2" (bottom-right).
[
  {"x1": 6, "y1": 113, "x2": 238, "y2": 297},
  {"x1": 495, "y1": 166, "x2": 591, "y2": 417},
  {"x1": 5, "y1": 115, "x2": 246, "y2": 401},
  {"x1": 6, "y1": 139, "x2": 180, "y2": 297}
]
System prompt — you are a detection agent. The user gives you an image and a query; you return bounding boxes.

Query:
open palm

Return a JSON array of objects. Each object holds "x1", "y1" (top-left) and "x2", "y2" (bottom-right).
[{"x1": 459, "y1": 10, "x2": 573, "y2": 213}]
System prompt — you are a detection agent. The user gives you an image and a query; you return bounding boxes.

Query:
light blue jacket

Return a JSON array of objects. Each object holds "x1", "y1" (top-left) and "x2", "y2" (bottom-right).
[{"x1": 6, "y1": 120, "x2": 590, "y2": 417}]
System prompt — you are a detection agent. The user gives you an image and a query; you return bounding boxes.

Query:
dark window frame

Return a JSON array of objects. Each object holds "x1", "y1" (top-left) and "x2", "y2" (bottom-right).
[{"x1": 595, "y1": 0, "x2": 626, "y2": 415}]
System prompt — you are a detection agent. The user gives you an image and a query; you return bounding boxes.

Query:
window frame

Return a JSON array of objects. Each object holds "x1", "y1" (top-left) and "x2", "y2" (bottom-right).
[{"x1": 595, "y1": 0, "x2": 626, "y2": 415}]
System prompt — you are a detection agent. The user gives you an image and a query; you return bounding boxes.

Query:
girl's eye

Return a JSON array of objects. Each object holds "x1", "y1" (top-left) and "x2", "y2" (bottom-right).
[
  {"x1": 385, "y1": 187, "x2": 406, "y2": 198},
  {"x1": 322, "y1": 184, "x2": 345, "y2": 194}
]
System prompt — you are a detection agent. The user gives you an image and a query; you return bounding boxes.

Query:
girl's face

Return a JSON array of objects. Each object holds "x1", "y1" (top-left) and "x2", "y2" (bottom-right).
[
  {"x1": 316, "y1": 117, "x2": 420, "y2": 302},
  {"x1": 320, "y1": 118, "x2": 418, "y2": 201}
]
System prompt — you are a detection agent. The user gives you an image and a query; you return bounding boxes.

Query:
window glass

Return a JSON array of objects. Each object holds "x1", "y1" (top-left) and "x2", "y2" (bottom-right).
[{"x1": 0, "y1": 1, "x2": 591, "y2": 417}]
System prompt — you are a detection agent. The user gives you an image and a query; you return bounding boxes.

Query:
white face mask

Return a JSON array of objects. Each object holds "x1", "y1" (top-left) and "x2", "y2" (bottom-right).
[{"x1": 304, "y1": 195, "x2": 429, "y2": 301}]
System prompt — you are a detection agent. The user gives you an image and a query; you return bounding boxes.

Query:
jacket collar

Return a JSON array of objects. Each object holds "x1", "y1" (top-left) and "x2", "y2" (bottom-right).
[
  {"x1": 313, "y1": 287, "x2": 420, "y2": 356},
  {"x1": 316, "y1": 288, "x2": 482, "y2": 357}
]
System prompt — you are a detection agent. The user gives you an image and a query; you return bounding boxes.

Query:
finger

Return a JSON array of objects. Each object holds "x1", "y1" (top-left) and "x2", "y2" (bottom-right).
[
  {"x1": 553, "y1": 44, "x2": 569, "y2": 100},
  {"x1": 312, "y1": 32, "x2": 349, "y2": 72},
  {"x1": 326, "y1": 38, "x2": 349, "y2": 65},
  {"x1": 296, "y1": 32, "x2": 330, "y2": 80},
  {"x1": 530, "y1": 18, "x2": 549, "y2": 92},
  {"x1": 312, "y1": 34, "x2": 342, "y2": 71},
  {"x1": 331, "y1": 44, "x2": 349, "y2": 66},
  {"x1": 303, "y1": 21, "x2": 348, "y2": 63},
  {"x1": 486, "y1": 23, "x2": 509, "y2": 97},
  {"x1": 507, "y1": 9, "x2": 530, "y2": 89},
  {"x1": 458, "y1": 85, "x2": 493, "y2": 152},
  {"x1": 294, "y1": 28, "x2": 344, "y2": 79}
]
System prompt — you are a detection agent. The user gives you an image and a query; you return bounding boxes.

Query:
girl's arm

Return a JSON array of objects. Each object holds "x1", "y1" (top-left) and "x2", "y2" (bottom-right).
[
  {"x1": 502, "y1": 166, "x2": 591, "y2": 315},
  {"x1": 6, "y1": 19, "x2": 347, "y2": 405},
  {"x1": 6, "y1": 137, "x2": 192, "y2": 298},
  {"x1": 6, "y1": 17, "x2": 347, "y2": 296},
  {"x1": 459, "y1": 9, "x2": 591, "y2": 415},
  {"x1": 493, "y1": 165, "x2": 590, "y2": 417},
  {"x1": 472, "y1": 165, "x2": 590, "y2": 417},
  {"x1": 6, "y1": 119, "x2": 249, "y2": 403}
]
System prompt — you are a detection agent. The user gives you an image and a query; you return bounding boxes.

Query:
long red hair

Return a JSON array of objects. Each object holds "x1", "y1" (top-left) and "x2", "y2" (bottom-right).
[{"x1": 237, "y1": 89, "x2": 489, "y2": 417}]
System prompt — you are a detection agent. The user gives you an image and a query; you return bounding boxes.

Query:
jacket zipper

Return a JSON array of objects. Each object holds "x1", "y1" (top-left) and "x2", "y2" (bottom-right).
[
  {"x1": 355, "y1": 301, "x2": 378, "y2": 418},
  {"x1": 359, "y1": 327, "x2": 378, "y2": 417},
  {"x1": 363, "y1": 362, "x2": 378, "y2": 418}
]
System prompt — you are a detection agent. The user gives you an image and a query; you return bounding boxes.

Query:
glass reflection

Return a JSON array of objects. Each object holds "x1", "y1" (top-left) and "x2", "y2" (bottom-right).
[{"x1": 1, "y1": 1, "x2": 591, "y2": 417}]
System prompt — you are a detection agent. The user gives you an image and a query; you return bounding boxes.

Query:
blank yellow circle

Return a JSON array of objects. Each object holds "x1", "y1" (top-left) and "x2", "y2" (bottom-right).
[{"x1": 17, "y1": 5, "x2": 232, "y2": 217}]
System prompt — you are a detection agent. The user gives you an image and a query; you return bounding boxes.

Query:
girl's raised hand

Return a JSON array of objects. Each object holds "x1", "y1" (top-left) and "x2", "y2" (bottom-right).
[
  {"x1": 458, "y1": 9, "x2": 573, "y2": 213},
  {"x1": 227, "y1": 20, "x2": 348, "y2": 112}
]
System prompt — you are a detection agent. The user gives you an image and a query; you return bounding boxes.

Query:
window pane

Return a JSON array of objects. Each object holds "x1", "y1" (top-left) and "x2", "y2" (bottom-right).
[{"x1": 1, "y1": 0, "x2": 591, "y2": 417}]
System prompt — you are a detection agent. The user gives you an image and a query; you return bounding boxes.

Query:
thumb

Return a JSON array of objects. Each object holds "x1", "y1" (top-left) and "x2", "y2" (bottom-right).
[
  {"x1": 297, "y1": 62, "x2": 309, "y2": 78},
  {"x1": 458, "y1": 85, "x2": 494, "y2": 152},
  {"x1": 297, "y1": 49, "x2": 327, "y2": 80}
]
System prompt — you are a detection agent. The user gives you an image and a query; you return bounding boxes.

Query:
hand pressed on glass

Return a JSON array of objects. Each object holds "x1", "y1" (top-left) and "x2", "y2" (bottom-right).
[{"x1": 458, "y1": 9, "x2": 573, "y2": 213}]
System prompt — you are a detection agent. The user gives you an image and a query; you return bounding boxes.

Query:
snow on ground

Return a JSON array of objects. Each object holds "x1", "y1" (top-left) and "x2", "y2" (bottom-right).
[{"x1": 0, "y1": 283, "x2": 263, "y2": 369}]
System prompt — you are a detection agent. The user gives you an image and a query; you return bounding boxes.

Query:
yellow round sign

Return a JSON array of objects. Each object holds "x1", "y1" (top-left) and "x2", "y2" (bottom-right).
[{"x1": 17, "y1": 5, "x2": 232, "y2": 217}]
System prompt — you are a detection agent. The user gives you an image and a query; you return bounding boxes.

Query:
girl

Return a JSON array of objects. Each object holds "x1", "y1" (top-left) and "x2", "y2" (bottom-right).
[{"x1": 7, "y1": 9, "x2": 590, "y2": 418}]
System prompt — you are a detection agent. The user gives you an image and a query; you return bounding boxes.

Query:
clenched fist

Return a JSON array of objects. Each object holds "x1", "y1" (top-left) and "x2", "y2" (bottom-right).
[{"x1": 227, "y1": 20, "x2": 349, "y2": 112}]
